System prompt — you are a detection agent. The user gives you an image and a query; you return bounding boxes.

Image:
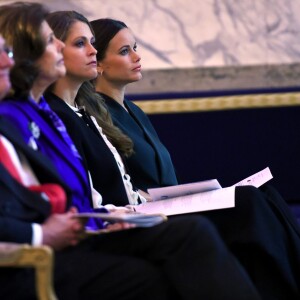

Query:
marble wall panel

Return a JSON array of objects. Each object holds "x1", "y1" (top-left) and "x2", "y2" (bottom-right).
[{"x1": 1, "y1": 0, "x2": 299, "y2": 93}]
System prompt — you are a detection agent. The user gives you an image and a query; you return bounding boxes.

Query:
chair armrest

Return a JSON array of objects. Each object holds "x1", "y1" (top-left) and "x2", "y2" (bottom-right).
[{"x1": 0, "y1": 242, "x2": 57, "y2": 300}]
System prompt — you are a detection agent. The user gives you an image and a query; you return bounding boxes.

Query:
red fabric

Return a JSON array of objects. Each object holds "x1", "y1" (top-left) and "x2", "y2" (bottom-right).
[
  {"x1": 28, "y1": 184, "x2": 67, "y2": 214},
  {"x1": 0, "y1": 138, "x2": 66, "y2": 214},
  {"x1": 0, "y1": 139, "x2": 22, "y2": 182}
]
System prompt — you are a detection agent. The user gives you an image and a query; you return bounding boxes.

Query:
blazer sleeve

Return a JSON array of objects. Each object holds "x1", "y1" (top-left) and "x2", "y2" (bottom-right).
[
  {"x1": 0, "y1": 217, "x2": 33, "y2": 244},
  {"x1": 0, "y1": 166, "x2": 52, "y2": 244},
  {"x1": 0, "y1": 181, "x2": 50, "y2": 244}
]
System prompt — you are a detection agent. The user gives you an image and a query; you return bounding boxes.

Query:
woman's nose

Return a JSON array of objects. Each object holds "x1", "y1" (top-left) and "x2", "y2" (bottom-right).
[
  {"x1": 134, "y1": 52, "x2": 141, "y2": 62},
  {"x1": 88, "y1": 43, "x2": 97, "y2": 55},
  {"x1": 55, "y1": 37, "x2": 65, "y2": 52}
]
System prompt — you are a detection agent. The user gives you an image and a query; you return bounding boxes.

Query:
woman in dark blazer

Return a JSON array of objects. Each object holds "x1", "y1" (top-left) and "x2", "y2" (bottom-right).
[
  {"x1": 103, "y1": 92, "x2": 178, "y2": 191},
  {"x1": 87, "y1": 18, "x2": 300, "y2": 300},
  {"x1": 45, "y1": 91, "x2": 130, "y2": 207}
]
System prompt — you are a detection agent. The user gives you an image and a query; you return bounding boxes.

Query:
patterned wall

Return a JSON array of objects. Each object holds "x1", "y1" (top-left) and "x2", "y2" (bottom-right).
[
  {"x1": 1, "y1": 0, "x2": 300, "y2": 70},
  {"x1": 1, "y1": 0, "x2": 299, "y2": 93}
]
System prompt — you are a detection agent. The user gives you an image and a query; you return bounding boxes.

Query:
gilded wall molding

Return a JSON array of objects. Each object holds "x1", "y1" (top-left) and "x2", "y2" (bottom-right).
[{"x1": 133, "y1": 92, "x2": 300, "y2": 114}]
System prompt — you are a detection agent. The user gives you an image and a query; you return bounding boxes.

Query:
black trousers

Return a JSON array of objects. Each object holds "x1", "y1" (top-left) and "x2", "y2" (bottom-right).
[
  {"x1": 52, "y1": 215, "x2": 260, "y2": 300},
  {"x1": 1, "y1": 185, "x2": 298, "y2": 300},
  {"x1": 198, "y1": 185, "x2": 300, "y2": 300}
]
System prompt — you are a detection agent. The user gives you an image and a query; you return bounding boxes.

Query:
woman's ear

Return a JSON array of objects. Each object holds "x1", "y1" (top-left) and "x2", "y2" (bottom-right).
[{"x1": 97, "y1": 63, "x2": 103, "y2": 76}]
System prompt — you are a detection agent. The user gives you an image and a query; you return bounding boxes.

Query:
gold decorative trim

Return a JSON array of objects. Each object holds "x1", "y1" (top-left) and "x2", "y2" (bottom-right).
[
  {"x1": 0, "y1": 243, "x2": 57, "y2": 300},
  {"x1": 133, "y1": 92, "x2": 300, "y2": 114}
]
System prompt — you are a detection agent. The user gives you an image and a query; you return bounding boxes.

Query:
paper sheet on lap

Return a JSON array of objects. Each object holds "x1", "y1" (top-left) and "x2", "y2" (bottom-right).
[{"x1": 134, "y1": 167, "x2": 273, "y2": 216}]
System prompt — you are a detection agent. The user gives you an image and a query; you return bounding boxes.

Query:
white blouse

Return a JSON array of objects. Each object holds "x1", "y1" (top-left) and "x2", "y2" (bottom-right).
[{"x1": 69, "y1": 104, "x2": 146, "y2": 205}]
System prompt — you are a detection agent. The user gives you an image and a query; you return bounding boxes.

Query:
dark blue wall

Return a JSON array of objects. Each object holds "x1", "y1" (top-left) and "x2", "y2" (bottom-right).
[{"x1": 148, "y1": 106, "x2": 300, "y2": 204}]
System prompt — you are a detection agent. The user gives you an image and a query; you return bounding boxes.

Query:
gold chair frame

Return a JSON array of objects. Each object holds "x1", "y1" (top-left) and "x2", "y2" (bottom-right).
[{"x1": 0, "y1": 242, "x2": 57, "y2": 300}]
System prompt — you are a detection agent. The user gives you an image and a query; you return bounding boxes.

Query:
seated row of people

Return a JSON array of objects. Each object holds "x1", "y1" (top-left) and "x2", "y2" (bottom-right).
[{"x1": 0, "y1": 2, "x2": 299, "y2": 299}]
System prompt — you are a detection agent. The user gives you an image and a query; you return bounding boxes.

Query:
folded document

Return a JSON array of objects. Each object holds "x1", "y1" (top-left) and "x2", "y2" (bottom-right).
[{"x1": 134, "y1": 167, "x2": 273, "y2": 216}]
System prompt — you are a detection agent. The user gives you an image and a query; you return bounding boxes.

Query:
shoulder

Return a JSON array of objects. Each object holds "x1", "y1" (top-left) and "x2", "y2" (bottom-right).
[
  {"x1": 0, "y1": 98, "x2": 25, "y2": 114},
  {"x1": 48, "y1": 101, "x2": 93, "y2": 147},
  {"x1": 0, "y1": 98, "x2": 32, "y2": 119},
  {"x1": 125, "y1": 99, "x2": 145, "y2": 114},
  {"x1": 46, "y1": 94, "x2": 71, "y2": 115},
  {"x1": 125, "y1": 100, "x2": 150, "y2": 124},
  {"x1": 0, "y1": 116, "x2": 26, "y2": 143},
  {"x1": 125, "y1": 99, "x2": 155, "y2": 127},
  {"x1": 0, "y1": 99, "x2": 33, "y2": 137},
  {"x1": 46, "y1": 95, "x2": 81, "y2": 126}
]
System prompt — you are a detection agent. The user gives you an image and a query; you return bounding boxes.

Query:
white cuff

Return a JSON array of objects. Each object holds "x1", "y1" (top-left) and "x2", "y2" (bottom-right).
[{"x1": 32, "y1": 223, "x2": 43, "y2": 246}]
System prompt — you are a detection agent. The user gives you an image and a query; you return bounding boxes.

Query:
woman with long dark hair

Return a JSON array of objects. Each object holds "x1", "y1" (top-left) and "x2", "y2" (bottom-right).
[{"x1": 82, "y1": 17, "x2": 300, "y2": 300}]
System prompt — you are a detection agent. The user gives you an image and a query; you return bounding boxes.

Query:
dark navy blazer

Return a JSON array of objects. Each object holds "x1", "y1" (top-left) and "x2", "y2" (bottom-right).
[
  {"x1": 46, "y1": 92, "x2": 130, "y2": 207},
  {"x1": 103, "y1": 93, "x2": 178, "y2": 191}
]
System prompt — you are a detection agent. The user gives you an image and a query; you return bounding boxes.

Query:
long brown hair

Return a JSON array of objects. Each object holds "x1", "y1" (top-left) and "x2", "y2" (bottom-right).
[
  {"x1": 76, "y1": 81, "x2": 133, "y2": 156},
  {"x1": 46, "y1": 11, "x2": 133, "y2": 156}
]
